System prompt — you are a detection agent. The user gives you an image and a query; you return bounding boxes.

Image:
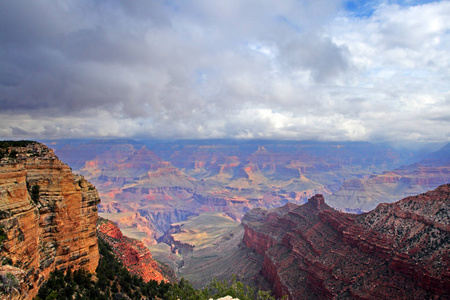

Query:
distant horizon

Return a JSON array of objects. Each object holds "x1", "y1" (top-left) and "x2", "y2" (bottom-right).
[{"x1": 0, "y1": 137, "x2": 442, "y2": 152}]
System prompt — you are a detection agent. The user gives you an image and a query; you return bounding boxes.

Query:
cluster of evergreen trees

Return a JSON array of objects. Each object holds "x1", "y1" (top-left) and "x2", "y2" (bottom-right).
[
  {"x1": 35, "y1": 237, "x2": 278, "y2": 300},
  {"x1": 0, "y1": 140, "x2": 36, "y2": 149},
  {"x1": 0, "y1": 140, "x2": 36, "y2": 159}
]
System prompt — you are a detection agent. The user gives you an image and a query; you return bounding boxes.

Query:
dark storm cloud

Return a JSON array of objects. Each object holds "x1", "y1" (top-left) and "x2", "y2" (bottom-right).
[
  {"x1": 10, "y1": 126, "x2": 31, "y2": 136},
  {"x1": 0, "y1": 1, "x2": 174, "y2": 117}
]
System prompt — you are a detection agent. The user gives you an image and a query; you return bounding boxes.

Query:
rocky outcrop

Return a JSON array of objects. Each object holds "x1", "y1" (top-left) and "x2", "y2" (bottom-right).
[
  {"x1": 0, "y1": 142, "x2": 100, "y2": 299},
  {"x1": 97, "y1": 218, "x2": 167, "y2": 283},
  {"x1": 243, "y1": 186, "x2": 450, "y2": 299}
]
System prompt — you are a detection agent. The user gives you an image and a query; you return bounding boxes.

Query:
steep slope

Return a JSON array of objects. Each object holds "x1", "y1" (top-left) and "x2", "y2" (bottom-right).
[
  {"x1": 0, "y1": 141, "x2": 100, "y2": 299},
  {"x1": 328, "y1": 143, "x2": 450, "y2": 212},
  {"x1": 97, "y1": 218, "x2": 168, "y2": 283},
  {"x1": 242, "y1": 185, "x2": 450, "y2": 299}
]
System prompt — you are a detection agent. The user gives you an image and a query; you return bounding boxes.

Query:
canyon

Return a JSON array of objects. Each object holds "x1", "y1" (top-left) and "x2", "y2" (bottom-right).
[
  {"x1": 242, "y1": 185, "x2": 450, "y2": 299},
  {"x1": 0, "y1": 142, "x2": 100, "y2": 299},
  {"x1": 0, "y1": 139, "x2": 449, "y2": 299},
  {"x1": 52, "y1": 139, "x2": 433, "y2": 245},
  {"x1": 49, "y1": 138, "x2": 450, "y2": 297},
  {"x1": 328, "y1": 143, "x2": 450, "y2": 212}
]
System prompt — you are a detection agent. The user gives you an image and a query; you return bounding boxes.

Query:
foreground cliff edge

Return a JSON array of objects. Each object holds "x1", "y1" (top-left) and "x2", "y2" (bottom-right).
[
  {"x1": 0, "y1": 141, "x2": 100, "y2": 299},
  {"x1": 243, "y1": 184, "x2": 450, "y2": 299}
]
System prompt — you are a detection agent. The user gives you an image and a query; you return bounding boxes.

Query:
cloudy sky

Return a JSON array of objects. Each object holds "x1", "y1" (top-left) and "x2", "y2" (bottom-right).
[{"x1": 1, "y1": 0, "x2": 449, "y2": 144}]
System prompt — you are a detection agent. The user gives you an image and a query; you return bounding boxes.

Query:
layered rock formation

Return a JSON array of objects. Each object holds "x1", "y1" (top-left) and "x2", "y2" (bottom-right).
[
  {"x1": 0, "y1": 142, "x2": 100, "y2": 299},
  {"x1": 97, "y1": 218, "x2": 167, "y2": 283},
  {"x1": 243, "y1": 185, "x2": 450, "y2": 299},
  {"x1": 60, "y1": 142, "x2": 200, "y2": 244},
  {"x1": 328, "y1": 143, "x2": 450, "y2": 212},
  {"x1": 51, "y1": 139, "x2": 419, "y2": 245}
]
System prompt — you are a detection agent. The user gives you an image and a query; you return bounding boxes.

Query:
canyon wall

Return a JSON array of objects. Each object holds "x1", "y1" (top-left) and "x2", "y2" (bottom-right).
[
  {"x1": 97, "y1": 218, "x2": 167, "y2": 283},
  {"x1": 52, "y1": 139, "x2": 419, "y2": 245},
  {"x1": 243, "y1": 185, "x2": 450, "y2": 299},
  {"x1": 0, "y1": 142, "x2": 100, "y2": 299}
]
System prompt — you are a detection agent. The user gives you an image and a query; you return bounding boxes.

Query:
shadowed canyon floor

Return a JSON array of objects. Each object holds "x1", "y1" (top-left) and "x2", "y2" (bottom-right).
[{"x1": 151, "y1": 212, "x2": 269, "y2": 289}]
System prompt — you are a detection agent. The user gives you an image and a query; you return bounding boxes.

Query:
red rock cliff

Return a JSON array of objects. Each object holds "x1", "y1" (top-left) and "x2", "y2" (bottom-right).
[
  {"x1": 243, "y1": 186, "x2": 450, "y2": 299},
  {"x1": 0, "y1": 142, "x2": 100, "y2": 299},
  {"x1": 97, "y1": 218, "x2": 167, "y2": 283}
]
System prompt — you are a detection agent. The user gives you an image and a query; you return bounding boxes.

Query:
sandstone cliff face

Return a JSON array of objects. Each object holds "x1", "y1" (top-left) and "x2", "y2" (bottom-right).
[
  {"x1": 242, "y1": 186, "x2": 450, "y2": 299},
  {"x1": 0, "y1": 142, "x2": 100, "y2": 299},
  {"x1": 97, "y1": 218, "x2": 166, "y2": 283}
]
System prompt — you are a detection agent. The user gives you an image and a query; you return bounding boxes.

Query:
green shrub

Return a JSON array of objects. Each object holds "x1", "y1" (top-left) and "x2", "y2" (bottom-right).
[
  {"x1": 35, "y1": 236, "x2": 279, "y2": 300},
  {"x1": 8, "y1": 150, "x2": 18, "y2": 159},
  {"x1": 0, "y1": 225, "x2": 6, "y2": 246},
  {"x1": 2, "y1": 258, "x2": 13, "y2": 266},
  {"x1": 0, "y1": 141, "x2": 36, "y2": 149}
]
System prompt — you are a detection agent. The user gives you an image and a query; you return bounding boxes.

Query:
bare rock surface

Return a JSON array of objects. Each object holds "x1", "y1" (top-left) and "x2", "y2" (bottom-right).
[
  {"x1": 97, "y1": 218, "x2": 167, "y2": 283},
  {"x1": 0, "y1": 142, "x2": 100, "y2": 299},
  {"x1": 242, "y1": 185, "x2": 450, "y2": 299}
]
